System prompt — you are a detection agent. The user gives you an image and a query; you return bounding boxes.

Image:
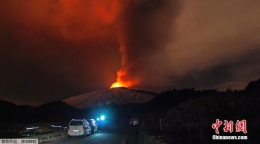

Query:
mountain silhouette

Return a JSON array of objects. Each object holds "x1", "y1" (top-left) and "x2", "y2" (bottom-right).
[{"x1": 63, "y1": 88, "x2": 157, "y2": 109}]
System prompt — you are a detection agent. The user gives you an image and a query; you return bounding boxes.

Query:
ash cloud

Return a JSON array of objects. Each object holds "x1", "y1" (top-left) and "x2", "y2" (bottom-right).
[
  {"x1": 0, "y1": 0, "x2": 122, "y2": 106},
  {"x1": 115, "y1": 0, "x2": 183, "y2": 88},
  {"x1": 162, "y1": 0, "x2": 260, "y2": 91},
  {"x1": 120, "y1": 0, "x2": 260, "y2": 91}
]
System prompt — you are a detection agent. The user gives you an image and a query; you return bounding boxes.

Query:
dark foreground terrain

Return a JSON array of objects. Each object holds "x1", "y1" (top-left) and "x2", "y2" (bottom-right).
[{"x1": 1, "y1": 78, "x2": 260, "y2": 143}]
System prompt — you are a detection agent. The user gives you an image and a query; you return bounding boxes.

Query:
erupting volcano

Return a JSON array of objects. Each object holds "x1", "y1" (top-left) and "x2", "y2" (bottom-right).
[
  {"x1": 110, "y1": 82, "x2": 124, "y2": 88},
  {"x1": 110, "y1": 69, "x2": 130, "y2": 88},
  {"x1": 110, "y1": 67, "x2": 140, "y2": 89}
]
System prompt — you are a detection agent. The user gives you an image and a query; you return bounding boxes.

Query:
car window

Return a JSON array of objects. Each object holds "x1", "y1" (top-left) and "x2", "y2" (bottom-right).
[{"x1": 70, "y1": 121, "x2": 83, "y2": 126}]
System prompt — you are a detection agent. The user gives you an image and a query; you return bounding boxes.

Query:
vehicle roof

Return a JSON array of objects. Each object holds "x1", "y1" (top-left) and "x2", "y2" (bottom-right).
[{"x1": 70, "y1": 119, "x2": 86, "y2": 121}]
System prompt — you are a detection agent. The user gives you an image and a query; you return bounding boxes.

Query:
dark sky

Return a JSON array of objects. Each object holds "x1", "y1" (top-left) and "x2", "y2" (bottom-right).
[{"x1": 1, "y1": 0, "x2": 260, "y2": 106}]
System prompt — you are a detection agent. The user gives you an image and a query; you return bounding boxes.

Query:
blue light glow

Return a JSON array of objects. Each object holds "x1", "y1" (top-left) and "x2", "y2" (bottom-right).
[{"x1": 100, "y1": 115, "x2": 105, "y2": 121}]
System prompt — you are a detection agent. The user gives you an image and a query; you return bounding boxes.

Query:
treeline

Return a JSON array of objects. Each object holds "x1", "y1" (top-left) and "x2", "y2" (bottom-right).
[
  {"x1": 0, "y1": 101, "x2": 82, "y2": 123},
  {"x1": 0, "y1": 101, "x2": 134, "y2": 124},
  {"x1": 141, "y1": 78, "x2": 260, "y2": 143}
]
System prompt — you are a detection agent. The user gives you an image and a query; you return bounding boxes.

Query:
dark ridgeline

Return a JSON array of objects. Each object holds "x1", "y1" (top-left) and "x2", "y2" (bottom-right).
[
  {"x1": 0, "y1": 101, "x2": 80, "y2": 124},
  {"x1": 0, "y1": 98, "x2": 148, "y2": 125},
  {"x1": 0, "y1": 100, "x2": 19, "y2": 122},
  {"x1": 0, "y1": 100, "x2": 90, "y2": 138},
  {"x1": 245, "y1": 78, "x2": 260, "y2": 95}
]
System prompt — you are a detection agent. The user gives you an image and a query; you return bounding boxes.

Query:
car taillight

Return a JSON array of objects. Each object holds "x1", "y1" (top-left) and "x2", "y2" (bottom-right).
[
  {"x1": 82, "y1": 126, "x2": 84, "y2": 130},
  {"x1": 68, "y1": 126, "x2": 70, "y2": 131}
]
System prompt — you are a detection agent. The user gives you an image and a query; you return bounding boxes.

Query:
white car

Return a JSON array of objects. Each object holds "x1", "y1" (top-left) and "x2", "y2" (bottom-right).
[{"x1": 68, "y1": 119, "x2": 91, "y2": 138}]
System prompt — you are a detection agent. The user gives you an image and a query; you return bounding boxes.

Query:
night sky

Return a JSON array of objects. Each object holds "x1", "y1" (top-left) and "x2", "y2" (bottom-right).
[{"x1": 1, "y1": 0, "x2": 260, "y2": 106}]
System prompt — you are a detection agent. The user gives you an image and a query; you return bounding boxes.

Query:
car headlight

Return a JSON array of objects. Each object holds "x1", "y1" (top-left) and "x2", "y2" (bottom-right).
[{"x1": 100, "y1": 115, "x2": 105, "y2": 121}]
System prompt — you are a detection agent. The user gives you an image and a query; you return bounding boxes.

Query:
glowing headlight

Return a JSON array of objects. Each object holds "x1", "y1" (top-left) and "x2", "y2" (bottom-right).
[{"x1": 100, "y1": 115, "x2": 105, "y2": 121}]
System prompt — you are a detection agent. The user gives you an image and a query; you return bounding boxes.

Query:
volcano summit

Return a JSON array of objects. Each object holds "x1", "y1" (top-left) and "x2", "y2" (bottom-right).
[{"x1": 63, "y1": 88, "x2": 157, "y2": 109}]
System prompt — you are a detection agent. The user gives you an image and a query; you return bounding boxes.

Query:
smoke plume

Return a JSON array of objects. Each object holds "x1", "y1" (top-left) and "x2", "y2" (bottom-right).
[
  {"x1": 1, "y1": 0, "x2": 260, "y2": 105},
  {"x1": 114, "y1": 0, "x2": 260, "y2": 91}
]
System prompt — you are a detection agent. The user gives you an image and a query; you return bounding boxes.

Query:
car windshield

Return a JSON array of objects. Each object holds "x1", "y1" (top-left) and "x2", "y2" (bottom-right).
[{"x1": 70, "y1": 121, "x2": 83, "y2": 126}]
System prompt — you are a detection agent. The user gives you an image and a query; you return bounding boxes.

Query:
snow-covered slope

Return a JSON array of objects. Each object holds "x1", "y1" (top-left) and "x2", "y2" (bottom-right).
[{"x1": 62, "y1": 87, "x2": 157, "y2": 109}]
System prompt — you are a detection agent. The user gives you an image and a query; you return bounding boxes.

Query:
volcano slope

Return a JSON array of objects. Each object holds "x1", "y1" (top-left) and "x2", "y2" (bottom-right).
[{"x1": 63, "y1": 87, "x2": 157, "y2": 109}]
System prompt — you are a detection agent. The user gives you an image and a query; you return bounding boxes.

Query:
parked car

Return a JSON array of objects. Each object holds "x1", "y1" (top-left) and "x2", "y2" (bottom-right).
[
  {"x1": 87, "y1": 119, "x2": 98, "y2": 134},
  {"x1": 129, "y1": 118, "x2": 139, "y2": 126},
  {"x1": 68, "y1": 119, "x2": 91, "y2": 138}
]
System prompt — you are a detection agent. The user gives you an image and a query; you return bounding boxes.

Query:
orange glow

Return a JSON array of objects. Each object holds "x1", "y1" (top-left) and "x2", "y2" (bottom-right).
[
  {"x1": 92, "y1": 0, "x2": 121, "y2": 24},
  {"x1": 110, "y1": 69, "x2": 128, "y2": 88},
  {"x1": 53, "y1": 0, "x2": 121, "y2": 41},
  {"x1": 110, "y1": 82, "x2": 124, "y2": 88},
  {"x1": 110, "y1": 69, "x2": 140, "y2": 89}
]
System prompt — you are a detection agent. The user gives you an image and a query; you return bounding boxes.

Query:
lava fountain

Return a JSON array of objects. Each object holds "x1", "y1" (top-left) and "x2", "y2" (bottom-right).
[{"x1": 110, "y1": 69, "x2": 137, "y2": 88}]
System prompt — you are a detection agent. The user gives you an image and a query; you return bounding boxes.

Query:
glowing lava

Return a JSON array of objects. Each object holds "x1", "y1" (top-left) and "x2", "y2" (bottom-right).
[
  {"x1": 110, "y1": 82, "x2": 124, "y2": 88},
  {"x1": 110, "y1": 69, "x2": 139, "y2": 89},
  {"x1": 110, "y1": 69, "x2": 129, "y2": 88}
]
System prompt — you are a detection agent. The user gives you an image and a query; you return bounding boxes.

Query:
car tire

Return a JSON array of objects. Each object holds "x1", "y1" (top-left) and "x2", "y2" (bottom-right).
[{"x1": 68, "y1": 135, "x2": 71, "y2": 138}]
